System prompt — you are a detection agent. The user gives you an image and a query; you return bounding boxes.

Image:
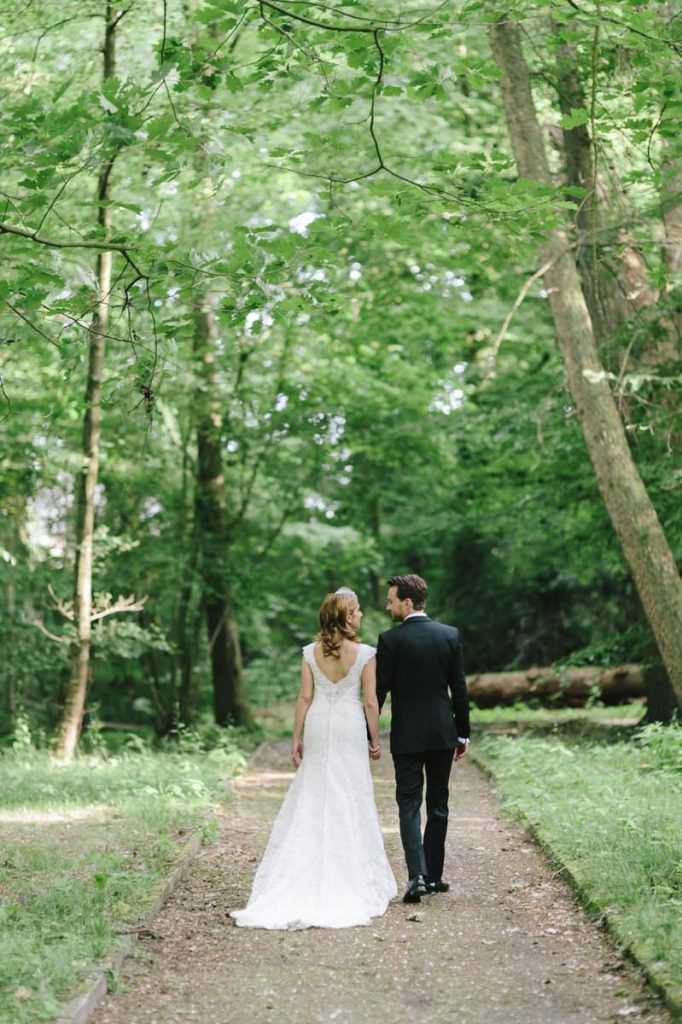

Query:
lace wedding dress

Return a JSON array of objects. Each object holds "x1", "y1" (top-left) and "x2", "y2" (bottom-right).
[{"x1": 231, "y1": 642, "x2": 397, "y2": 929}]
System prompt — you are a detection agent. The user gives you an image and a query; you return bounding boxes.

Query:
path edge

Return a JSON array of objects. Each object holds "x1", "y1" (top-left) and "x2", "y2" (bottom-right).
[
  {"x1": 53, "y1": 830, "x2": 203, "y2": 1024},
  {"x1": 471, "y1": 751, "x2": 682, "y2": 1021}
]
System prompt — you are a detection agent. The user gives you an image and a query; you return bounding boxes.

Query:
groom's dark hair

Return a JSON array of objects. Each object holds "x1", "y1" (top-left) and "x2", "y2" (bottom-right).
[{"x1": 387, "y1": 574, "x2": 427, "y2": 609}]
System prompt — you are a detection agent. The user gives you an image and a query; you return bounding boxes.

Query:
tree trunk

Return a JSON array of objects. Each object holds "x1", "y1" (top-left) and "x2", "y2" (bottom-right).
[
  {"x1": 177, "y1": 524, "x2": 201, "y2": 726},
  {"x1": 660, "y1": 107, "x2": 682, "y2": 343},
  {"x1": 368, "y1": 495, "x2": 383, "y2": 608},
  {"x1": 193, "y1": 293, "x2": 253, "y2": 728},
  {"x1": 554, "y1": 41, "x2": 678, "y2": 722},
  {"x1": 662, "y1": 157, "x2": 682, "y2": 282},
  {"x1": 468, "y1": 664, "x2": 644, "y2": 708},
  {"x1": 647, "y1": 130, "x2": 682, "y2": 721},
  {"x1": 5, "y1": 579, "x2": 17, "y2": 726},
  {"x1": 489, "y1": 19, "x2": 682, "y2": 708},
  {"x1": 660, "y1": 3, "x2": 682, "y2": 294},
  {"x1": 170, "y1": 424, "x2": 201, "y2": 727},
  {"x1": 178, "y1": 595, "x2": 202, "y2": 726},
  {"x1": 53, "y1": 4, "x2": 118, "y2": 761},
  {"x1": 639, "y1": 663, "x2": 678, "y2": 724},
  {"x1": 554, "y1": 43, "x2": 653, "y2": 341}
]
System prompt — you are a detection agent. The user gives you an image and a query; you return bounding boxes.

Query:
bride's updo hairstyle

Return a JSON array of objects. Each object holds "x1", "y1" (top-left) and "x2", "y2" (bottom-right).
[{"x1": 317, "y1": 587, "x2": 359, "y2": 658}]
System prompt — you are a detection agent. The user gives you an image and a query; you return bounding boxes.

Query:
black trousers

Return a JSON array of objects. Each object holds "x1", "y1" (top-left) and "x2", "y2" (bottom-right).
[{"x1": 392, "y1": 747, "x2": 455, "y2": 882}]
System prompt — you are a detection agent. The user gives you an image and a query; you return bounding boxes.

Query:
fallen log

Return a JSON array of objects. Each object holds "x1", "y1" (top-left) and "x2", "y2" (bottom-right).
[{"x1": 467, "y1": 665, "x2": 644, "y2": 708}]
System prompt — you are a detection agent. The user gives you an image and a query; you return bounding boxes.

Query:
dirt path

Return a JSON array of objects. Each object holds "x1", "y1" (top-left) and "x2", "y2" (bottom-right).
[{"x1": 93, "y1": 741, "x2": 669, "y2": 1024}]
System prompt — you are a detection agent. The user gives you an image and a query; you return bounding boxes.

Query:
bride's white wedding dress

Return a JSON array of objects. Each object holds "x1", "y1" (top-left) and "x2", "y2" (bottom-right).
[{"x1": 231, "y1": 642, "x2": 397, "y2": 929}]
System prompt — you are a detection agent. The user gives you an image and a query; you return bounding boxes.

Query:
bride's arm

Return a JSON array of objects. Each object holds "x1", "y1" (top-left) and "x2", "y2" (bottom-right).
[
  {"x1": 361, "y1": 657, "x2": 381, "y2": 759},
  {"x1": 291, "y1": 659, "x2": 314, "y2": 768}
]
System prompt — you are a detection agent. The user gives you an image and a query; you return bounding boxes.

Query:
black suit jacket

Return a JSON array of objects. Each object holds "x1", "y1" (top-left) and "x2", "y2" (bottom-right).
[{"x1": 376, "y1": 616, "x2": 470, "y2": 754}]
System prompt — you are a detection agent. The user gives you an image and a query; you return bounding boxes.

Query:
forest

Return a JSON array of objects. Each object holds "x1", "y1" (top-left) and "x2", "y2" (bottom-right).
[
  {"x1": 2, "y1": 4, "x2": 682, "y2": 1023},
  {"x1": 1, "y1": 0, "x2": 681, "y2": 756}
]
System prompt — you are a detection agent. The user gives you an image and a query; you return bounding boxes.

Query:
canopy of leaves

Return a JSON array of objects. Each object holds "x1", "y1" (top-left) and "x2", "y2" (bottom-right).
[{"x1": 1, "y1": 0, "x2": 680, "y2": 735}]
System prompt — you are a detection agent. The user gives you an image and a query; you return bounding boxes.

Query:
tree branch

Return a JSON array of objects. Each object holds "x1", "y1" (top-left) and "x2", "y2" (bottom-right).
[
  {"x1": 3, "y1": 301, "x2": 60, "y2": 349},
  {"x1": 227, "y1": 331, "x2": 294, "y2": 531},
  {"x1": 368, "y1": 29, "x2": 385, "y2": 168},
  {"x1": 30, "y1": 13, "x2": 100, "y2": 61},
  {"x1": 264, "y1": 1, "x2": 443, "y2": 28},
  {"x1": 160, "y1": 0, "x2": 168, "y2": 63},
  {"x1": 259, "y1": 0, "x2": 449, "y2": 33},
  {"x1": 111, "y1": 6, "x2": 133, "y2": 31},
  {"x1": 48, "y1": 584, "x2": 74, "y2": 621},
  {"x1": 259, "y1": 2, "x2": 333, "y2": 90},
  {"x1": 31, "y1": 618, "x2": 72, "y2": 644},
  {"x1": 48, "y1": 583, "x2": 148, "y2": 623},
  {"x1": 487, "y1": 252, "x2": 566, "y2": 376},
  {"x1": 90, "y1": 594, "x2": 148, "y2": 621},
  {"x1": 258, "y1": 21, "x2": 470, "y2": 208},
  {"x1": 255, "y1": 504, "x2": 293, "y2": 560},
  {"x1": 565, "y1": 0, "x2": 682, "y2": 55},
  {"x1": 35, "y1": 160, "x2": 95, "y2": 235},
  {"x1": 0, "y1": 219, "x2": 135, "y2": 254},
  {"x1": 260, "y1": 0, "x2": 375, "y2": 33},
  {"x1": 0, "y1": 370, "x2": 11, "y2": 420}
]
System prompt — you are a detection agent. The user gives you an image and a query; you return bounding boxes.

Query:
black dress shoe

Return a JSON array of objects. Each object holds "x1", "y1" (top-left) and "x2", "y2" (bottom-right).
[
  {"x1": 425, "y1": 879, "x2": 450, "y2": 893},
  {"x1": 402, "y1": 875, "x2": 428, "y2": 904}
]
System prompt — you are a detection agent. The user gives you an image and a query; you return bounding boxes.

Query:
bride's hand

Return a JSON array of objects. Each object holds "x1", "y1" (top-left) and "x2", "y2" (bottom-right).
[
  {"x1": 368, "y1": 742, "x2": 381, "y2": 761},
  {"x1": 292, "y1": 740, "x2": 303, "y2": 768}
]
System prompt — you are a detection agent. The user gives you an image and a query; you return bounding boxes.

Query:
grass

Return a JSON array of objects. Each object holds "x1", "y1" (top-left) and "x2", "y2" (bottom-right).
[
  {"x1": 472, "y1": 699, "x2": 645, "y2": 727},
  {"x1": 473, "y1": 717, "x2": 682, "y2": 1013},
  {"x1": 0, "y1": 740, "x2": 247, "y2": 1024}
]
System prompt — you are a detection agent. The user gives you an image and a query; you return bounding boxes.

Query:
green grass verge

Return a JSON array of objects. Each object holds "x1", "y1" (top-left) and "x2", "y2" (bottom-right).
[
  {"x1": 472, "y1": 699, "x2": 645, "y2": 727},
  {"x1": 473, "y1": 721, "x2": 682, "y2": 1015},
  {"x1": 0, "y1": 744, "x2": 246, "y2": 1024}
]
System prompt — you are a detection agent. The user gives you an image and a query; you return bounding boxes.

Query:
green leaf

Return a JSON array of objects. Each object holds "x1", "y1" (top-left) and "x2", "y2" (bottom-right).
[
  {"x1": 146, "y1": 114, "x2": 176, "y2": 139},
  {"x1": 560, "y1": 108, "x2": 589, "y2": 130}
]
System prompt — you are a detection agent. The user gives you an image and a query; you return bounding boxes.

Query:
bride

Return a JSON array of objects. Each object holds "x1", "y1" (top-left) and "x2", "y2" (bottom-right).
[{"x1": 230, "y1": 587, "x2": 397, "y2": 929}]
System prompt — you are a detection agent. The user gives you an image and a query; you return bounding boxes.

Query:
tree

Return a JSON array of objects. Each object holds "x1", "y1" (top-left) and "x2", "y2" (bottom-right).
[
  {"x1": 54, "y1": 3, "x2": 125, "y2": 760},
  {"x1": 552, "y1": 25, "x2": 680, "y2": 720},
  {"x1": 489, "y1": 16, "x2": 682, "y2": 710},
  {"x1": 193, "y1": 291, "x2": 253, "y2": 728}
]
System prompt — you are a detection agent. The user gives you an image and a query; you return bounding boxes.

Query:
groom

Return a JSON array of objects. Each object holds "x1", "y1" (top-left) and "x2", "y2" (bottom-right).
[{"x1": 376, "y1": 574, "x2": 470, "y2": 904}]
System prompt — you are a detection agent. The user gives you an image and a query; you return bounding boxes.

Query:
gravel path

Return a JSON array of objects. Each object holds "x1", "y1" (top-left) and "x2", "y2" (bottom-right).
[{"x1": 92, "y1": 741, "x2": 669, "y2": 1024}]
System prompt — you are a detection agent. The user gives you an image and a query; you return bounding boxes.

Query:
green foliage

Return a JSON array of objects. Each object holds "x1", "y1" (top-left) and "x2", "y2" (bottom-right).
[
  {"x1": 556, "y1": 627, "x2": 654, "y2": 669},
  {"x1": 635, "y1": 721, "x2": 682, "y2": 775},
  {"x1": 0, "y1": 744, "x2": 241, "y2": 1023},
  {"x1": 0, "y1": 0, "x2": 680, "y2": 745},
  {"x1": 9, "y1": 710, "x2": 36, "y2": 755}
]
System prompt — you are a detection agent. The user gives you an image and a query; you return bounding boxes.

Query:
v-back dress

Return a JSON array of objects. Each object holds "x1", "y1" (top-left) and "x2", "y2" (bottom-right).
[{"x1": 230, "y1": 642, "x2": 397, "y2": 929}]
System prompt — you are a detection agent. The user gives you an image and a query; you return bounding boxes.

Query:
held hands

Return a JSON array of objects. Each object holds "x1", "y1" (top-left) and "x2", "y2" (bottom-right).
[
  {"x1": 368, "y1": 741, "x2": 381, "y2": 761},
  {"x1": 292, "y1": 739, "x2": 303, "y2": 768}
]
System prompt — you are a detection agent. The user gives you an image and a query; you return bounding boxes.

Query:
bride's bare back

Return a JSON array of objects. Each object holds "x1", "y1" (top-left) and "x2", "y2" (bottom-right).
[{"x1": 313, "y1": 638, "x2": 360, "y2": 683}]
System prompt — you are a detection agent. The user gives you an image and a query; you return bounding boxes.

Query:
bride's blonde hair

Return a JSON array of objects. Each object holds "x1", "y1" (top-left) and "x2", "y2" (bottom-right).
[{"x1": 317, "y1": 588, "x2": 359, "y2": 658}]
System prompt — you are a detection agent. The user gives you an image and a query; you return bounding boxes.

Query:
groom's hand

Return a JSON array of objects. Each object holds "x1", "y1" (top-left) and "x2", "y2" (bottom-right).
[
  {"x1": 454, "y1": 738, "x2": 469, "y2": 761},
  {"x1": 368, "y1": 741, "x2": 381, "y2": 761}
]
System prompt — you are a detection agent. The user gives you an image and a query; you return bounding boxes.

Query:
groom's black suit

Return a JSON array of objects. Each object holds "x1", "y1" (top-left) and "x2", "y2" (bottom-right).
[{"x1": 376, "y1": 615, "x2": 470, "y2": 882}]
